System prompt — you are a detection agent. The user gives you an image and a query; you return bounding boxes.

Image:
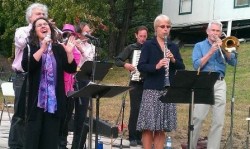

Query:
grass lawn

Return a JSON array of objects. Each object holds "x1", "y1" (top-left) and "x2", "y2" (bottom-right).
[
  {"x1": 99, "y1": 43, "x2": 250, "y2": 148},
  {"x1": 0, "y1": 42, "x2": 249, "y2": 148}
]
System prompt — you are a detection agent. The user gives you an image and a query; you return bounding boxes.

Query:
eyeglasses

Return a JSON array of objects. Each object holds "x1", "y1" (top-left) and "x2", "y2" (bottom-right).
[
  {"x1": 36, "y1": 22, "x2": 49, "y2": 28},
  {"x1": 158, "y1": 25, "x2": 171, "y2": 29}
]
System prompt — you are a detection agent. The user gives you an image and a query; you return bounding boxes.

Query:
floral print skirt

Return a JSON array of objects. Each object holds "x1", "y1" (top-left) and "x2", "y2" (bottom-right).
[{"x1": 136, "y1": 89, "x2": 177, "y2": 132}]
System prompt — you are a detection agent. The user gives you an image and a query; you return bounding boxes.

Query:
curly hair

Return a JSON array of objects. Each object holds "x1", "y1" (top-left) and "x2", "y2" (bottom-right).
[
  {"x1": 28, "y1": 17, "x2": 57, "y2": 46},
  {"x1": 25, "y1": 3, "x2": 48, "y2": 24}
]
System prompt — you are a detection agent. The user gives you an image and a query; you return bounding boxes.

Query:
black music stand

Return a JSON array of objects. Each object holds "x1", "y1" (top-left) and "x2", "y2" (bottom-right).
[
  {"x1": 160, "y1": 70, "x2": 219, "y2": 149},
  {"x1": 75, "y1": 61, "x2": 113, "y2": 81},
  {"x1": 72, "y1": 61, "x2": 113, "y2": 149},
  {"x1": 68, "y1": 83, "x2": 131, "y2": 149}
]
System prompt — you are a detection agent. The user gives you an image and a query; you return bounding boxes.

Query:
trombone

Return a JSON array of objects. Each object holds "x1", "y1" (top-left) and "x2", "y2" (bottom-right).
[
  {"x1": 214, "y1": 33, "x2": 240, "y2": 62},
  {"x1": 221, "y1": 36, "x2": 240, "y2": 53}
]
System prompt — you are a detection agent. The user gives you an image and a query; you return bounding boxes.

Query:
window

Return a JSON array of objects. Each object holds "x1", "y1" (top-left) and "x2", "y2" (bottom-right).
[
  {"x1": 179, "y1": 0, "x2": 192, "y2": 14},
  {"x1": 234, "y1": 0, "x2": 249, "y2": 8}
]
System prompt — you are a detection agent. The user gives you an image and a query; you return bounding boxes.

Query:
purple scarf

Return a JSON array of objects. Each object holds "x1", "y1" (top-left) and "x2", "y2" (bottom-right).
[{"x1": 37, "y1": 44, "x2": 57, "y2": 113}]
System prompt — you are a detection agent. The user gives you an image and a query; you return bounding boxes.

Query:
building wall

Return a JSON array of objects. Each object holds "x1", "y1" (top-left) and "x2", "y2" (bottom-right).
[
  {"x1": 214, "y1": 0, "x2": 250, "y2": 21},
  {"x1": 162, "y1": 0, "x2": 250, "y2": 27}
]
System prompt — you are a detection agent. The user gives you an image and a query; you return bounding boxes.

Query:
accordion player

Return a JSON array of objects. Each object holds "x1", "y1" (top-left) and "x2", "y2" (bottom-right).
[{"x1": 114, "y1": 25, "x2": 148, "y2": 146}]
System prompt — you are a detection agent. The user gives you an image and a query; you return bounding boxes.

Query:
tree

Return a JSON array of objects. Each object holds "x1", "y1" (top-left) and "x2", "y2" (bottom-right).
[
  {"x1": 107, "y1": 0, "x2": 163, "y2": 57},
  {"x1": 0, "y1": 0, "x2": 162, "y2": 60},
  {"x1": 0, "y1": 0, "x2": 108, "y2": 58},
  {"x1": 0, "y1": 0, "x2": 28, "y2": 57}
]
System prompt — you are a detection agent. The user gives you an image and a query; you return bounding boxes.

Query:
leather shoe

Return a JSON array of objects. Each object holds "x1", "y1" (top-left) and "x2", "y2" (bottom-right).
[
  {"x1": 181, "y1": 137, "x2": 207, "y2": 149},
  {"x1": 181, "y1": 143, "x2": 206, "y2": 149}
]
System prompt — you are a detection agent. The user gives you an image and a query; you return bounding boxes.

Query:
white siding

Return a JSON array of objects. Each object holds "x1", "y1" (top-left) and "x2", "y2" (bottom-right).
[
  {"x1": 214, "y1": 0, "x2": 250, "y2": 21},
  {"x1": 162, "y1": 0, "x2": 250, "y2": 27}
]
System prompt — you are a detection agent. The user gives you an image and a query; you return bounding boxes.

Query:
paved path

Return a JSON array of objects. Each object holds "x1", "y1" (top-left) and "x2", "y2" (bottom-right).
[{"x1": 0, "y1": 112, "x2": 142, "y2": 149}]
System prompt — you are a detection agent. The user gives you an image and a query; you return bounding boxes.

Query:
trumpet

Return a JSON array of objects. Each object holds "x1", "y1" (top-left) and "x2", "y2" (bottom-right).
[
  {"x1": 54, "y1": 26, "x2": 64, "y2": 36},
  {"x1": 53, "y1": 26, "x2": 79, "y2": 44}
]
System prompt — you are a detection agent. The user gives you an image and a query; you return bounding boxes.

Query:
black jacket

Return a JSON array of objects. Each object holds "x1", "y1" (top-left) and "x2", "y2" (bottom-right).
[
  {"x1": 115, "y1": 42, "x2": 142, "y2": 67},
  {"x1": 21, "y1": 43, "x2": 77, "y2": 120},
  {"x1": 138, "y1": 37, "x2": 185, "y2": 90}
]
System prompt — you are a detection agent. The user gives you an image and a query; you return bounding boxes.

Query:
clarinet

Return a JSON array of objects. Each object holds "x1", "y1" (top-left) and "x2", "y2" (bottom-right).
[
  {"x1": 164, "y1": 35, "x2": 168, "y2": 58},
  {"x1": 164, "y1": 35, "x2": 170, "y2": 87}
]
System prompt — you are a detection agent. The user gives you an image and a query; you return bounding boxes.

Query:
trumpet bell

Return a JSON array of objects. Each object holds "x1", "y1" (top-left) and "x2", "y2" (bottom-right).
[{"x1": 222, "y1": 36, "x2": 240, "y2": 52}]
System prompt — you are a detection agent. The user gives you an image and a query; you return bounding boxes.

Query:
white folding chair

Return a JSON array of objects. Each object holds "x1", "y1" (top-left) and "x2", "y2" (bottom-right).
[{"x1": 0, "y1": 82, "x2": 15, "y2": 125}]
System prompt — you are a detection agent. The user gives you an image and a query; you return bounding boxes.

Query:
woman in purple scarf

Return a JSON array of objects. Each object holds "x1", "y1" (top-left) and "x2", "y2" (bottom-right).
[{"x1": 21, "y1": 17, "x2": 77, "y2": 149}]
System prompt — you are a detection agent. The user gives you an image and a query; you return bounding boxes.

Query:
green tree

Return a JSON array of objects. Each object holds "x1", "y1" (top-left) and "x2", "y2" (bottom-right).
[
  {"x1": 107, "y1": 0, "x2": 163, "y2": 57},
  {"x1": 0, "y1": 0, "x2": 108, "y2": 57},
  {"x1": 0, "y1": 0, "x2": 162, "y2": 59},
  {"x1": 0, "y1": 0, "x2": 29, "y2": 57}
]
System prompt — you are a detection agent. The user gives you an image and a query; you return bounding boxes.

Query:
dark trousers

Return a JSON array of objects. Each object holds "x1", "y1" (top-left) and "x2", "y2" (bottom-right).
[
  {"x1": 59, "y1": 97, "x2": 74, "y2": 147},
  {"x1": 59, "y1": 80, "x2": 90, "y2": 149},
  {"x1": 24, "y1": 109, "x2": 60, "y2": 149},
  {"x1": 72, "y1": 96, "x2": 89, "y2": 149},
  {"x1": 8, "y1": 72, "x2": 27, "y2": 148},
  {"x1": 128, "y1": 81, "x2": 143, "y2": 141}
]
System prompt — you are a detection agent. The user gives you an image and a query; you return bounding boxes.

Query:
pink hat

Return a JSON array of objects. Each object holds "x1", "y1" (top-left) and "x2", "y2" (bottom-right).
[{"x1": 62, "y1": 24, "x2": 75, "y2": 32}]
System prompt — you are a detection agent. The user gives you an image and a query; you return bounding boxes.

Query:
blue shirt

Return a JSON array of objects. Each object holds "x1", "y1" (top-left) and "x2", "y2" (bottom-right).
[{"x1": 192, "y1": 38, "x2": 237, "y2": 77}]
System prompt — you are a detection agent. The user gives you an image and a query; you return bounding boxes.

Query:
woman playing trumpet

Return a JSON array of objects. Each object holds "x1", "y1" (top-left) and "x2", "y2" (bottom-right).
[
  {"x1": 58, "y1": 23, "x2": 85, "y2": 149},
  {"x1": 59, "y1": 22, "x2": 96, "y2": 149}
]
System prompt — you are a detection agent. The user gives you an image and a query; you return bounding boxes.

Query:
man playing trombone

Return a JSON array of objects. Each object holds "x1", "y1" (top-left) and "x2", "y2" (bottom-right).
[{"x1": 192, "y1": 20, "x2": 238, "y2": 149}]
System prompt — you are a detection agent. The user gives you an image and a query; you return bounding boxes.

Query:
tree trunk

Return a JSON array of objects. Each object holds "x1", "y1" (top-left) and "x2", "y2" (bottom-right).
[
  {"x1": 108, "y1": 0, "x2": 118, "y2": 57},
  {"x1": 116, "y1": 0, "x2": 135, "y2": 55},
  {"x1": 108, "y1": 0, "x2": 135, "y2": 57}
]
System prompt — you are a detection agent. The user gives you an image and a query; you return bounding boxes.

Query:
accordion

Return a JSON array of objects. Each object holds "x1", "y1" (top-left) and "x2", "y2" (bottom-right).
[{"x1": 131, "y1": 50, "x2": 141, "y2": 81}]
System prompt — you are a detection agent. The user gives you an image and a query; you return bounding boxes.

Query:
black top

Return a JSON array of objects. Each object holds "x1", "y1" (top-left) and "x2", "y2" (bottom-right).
[
  {"x1": 114, "y1": 42, "x2": 142, "y2": 67},
  {"x1": 21, "y1": 43, "x2": 77, "y2": 120},
  {"x1": 138, "y1": 37, "x2": 185, "y2": 90}
]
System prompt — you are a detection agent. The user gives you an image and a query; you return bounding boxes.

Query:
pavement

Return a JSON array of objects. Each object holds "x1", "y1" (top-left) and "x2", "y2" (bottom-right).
[{"x1": 0, "y1": 112, "x2": 142, "y2": 149}]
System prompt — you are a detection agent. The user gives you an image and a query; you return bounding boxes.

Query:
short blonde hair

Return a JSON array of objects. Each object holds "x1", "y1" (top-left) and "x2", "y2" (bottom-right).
[{"x1": 153, "y1": 14, "x2": 171, "y2": 31}]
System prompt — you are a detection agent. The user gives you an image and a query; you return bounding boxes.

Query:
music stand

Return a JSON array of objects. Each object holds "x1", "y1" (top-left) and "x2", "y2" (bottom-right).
[
  {"x1": 73, "y1": 61, "x2": 113, "y2": 149},
  {"x1": 68, "y1": 83, "x2": 131, "y2": 149},
  {"x1": 75, "y1": 61, "x2": 113, "y2": 82},
  {"x1": 160, "y1": 70, "x2": 219, "y2": 149}
]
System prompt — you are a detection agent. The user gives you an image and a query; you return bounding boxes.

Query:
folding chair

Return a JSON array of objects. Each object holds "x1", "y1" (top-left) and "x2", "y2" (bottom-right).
[{"x1": 0, "y1": 82, "x2": 15, "y2": 125}]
